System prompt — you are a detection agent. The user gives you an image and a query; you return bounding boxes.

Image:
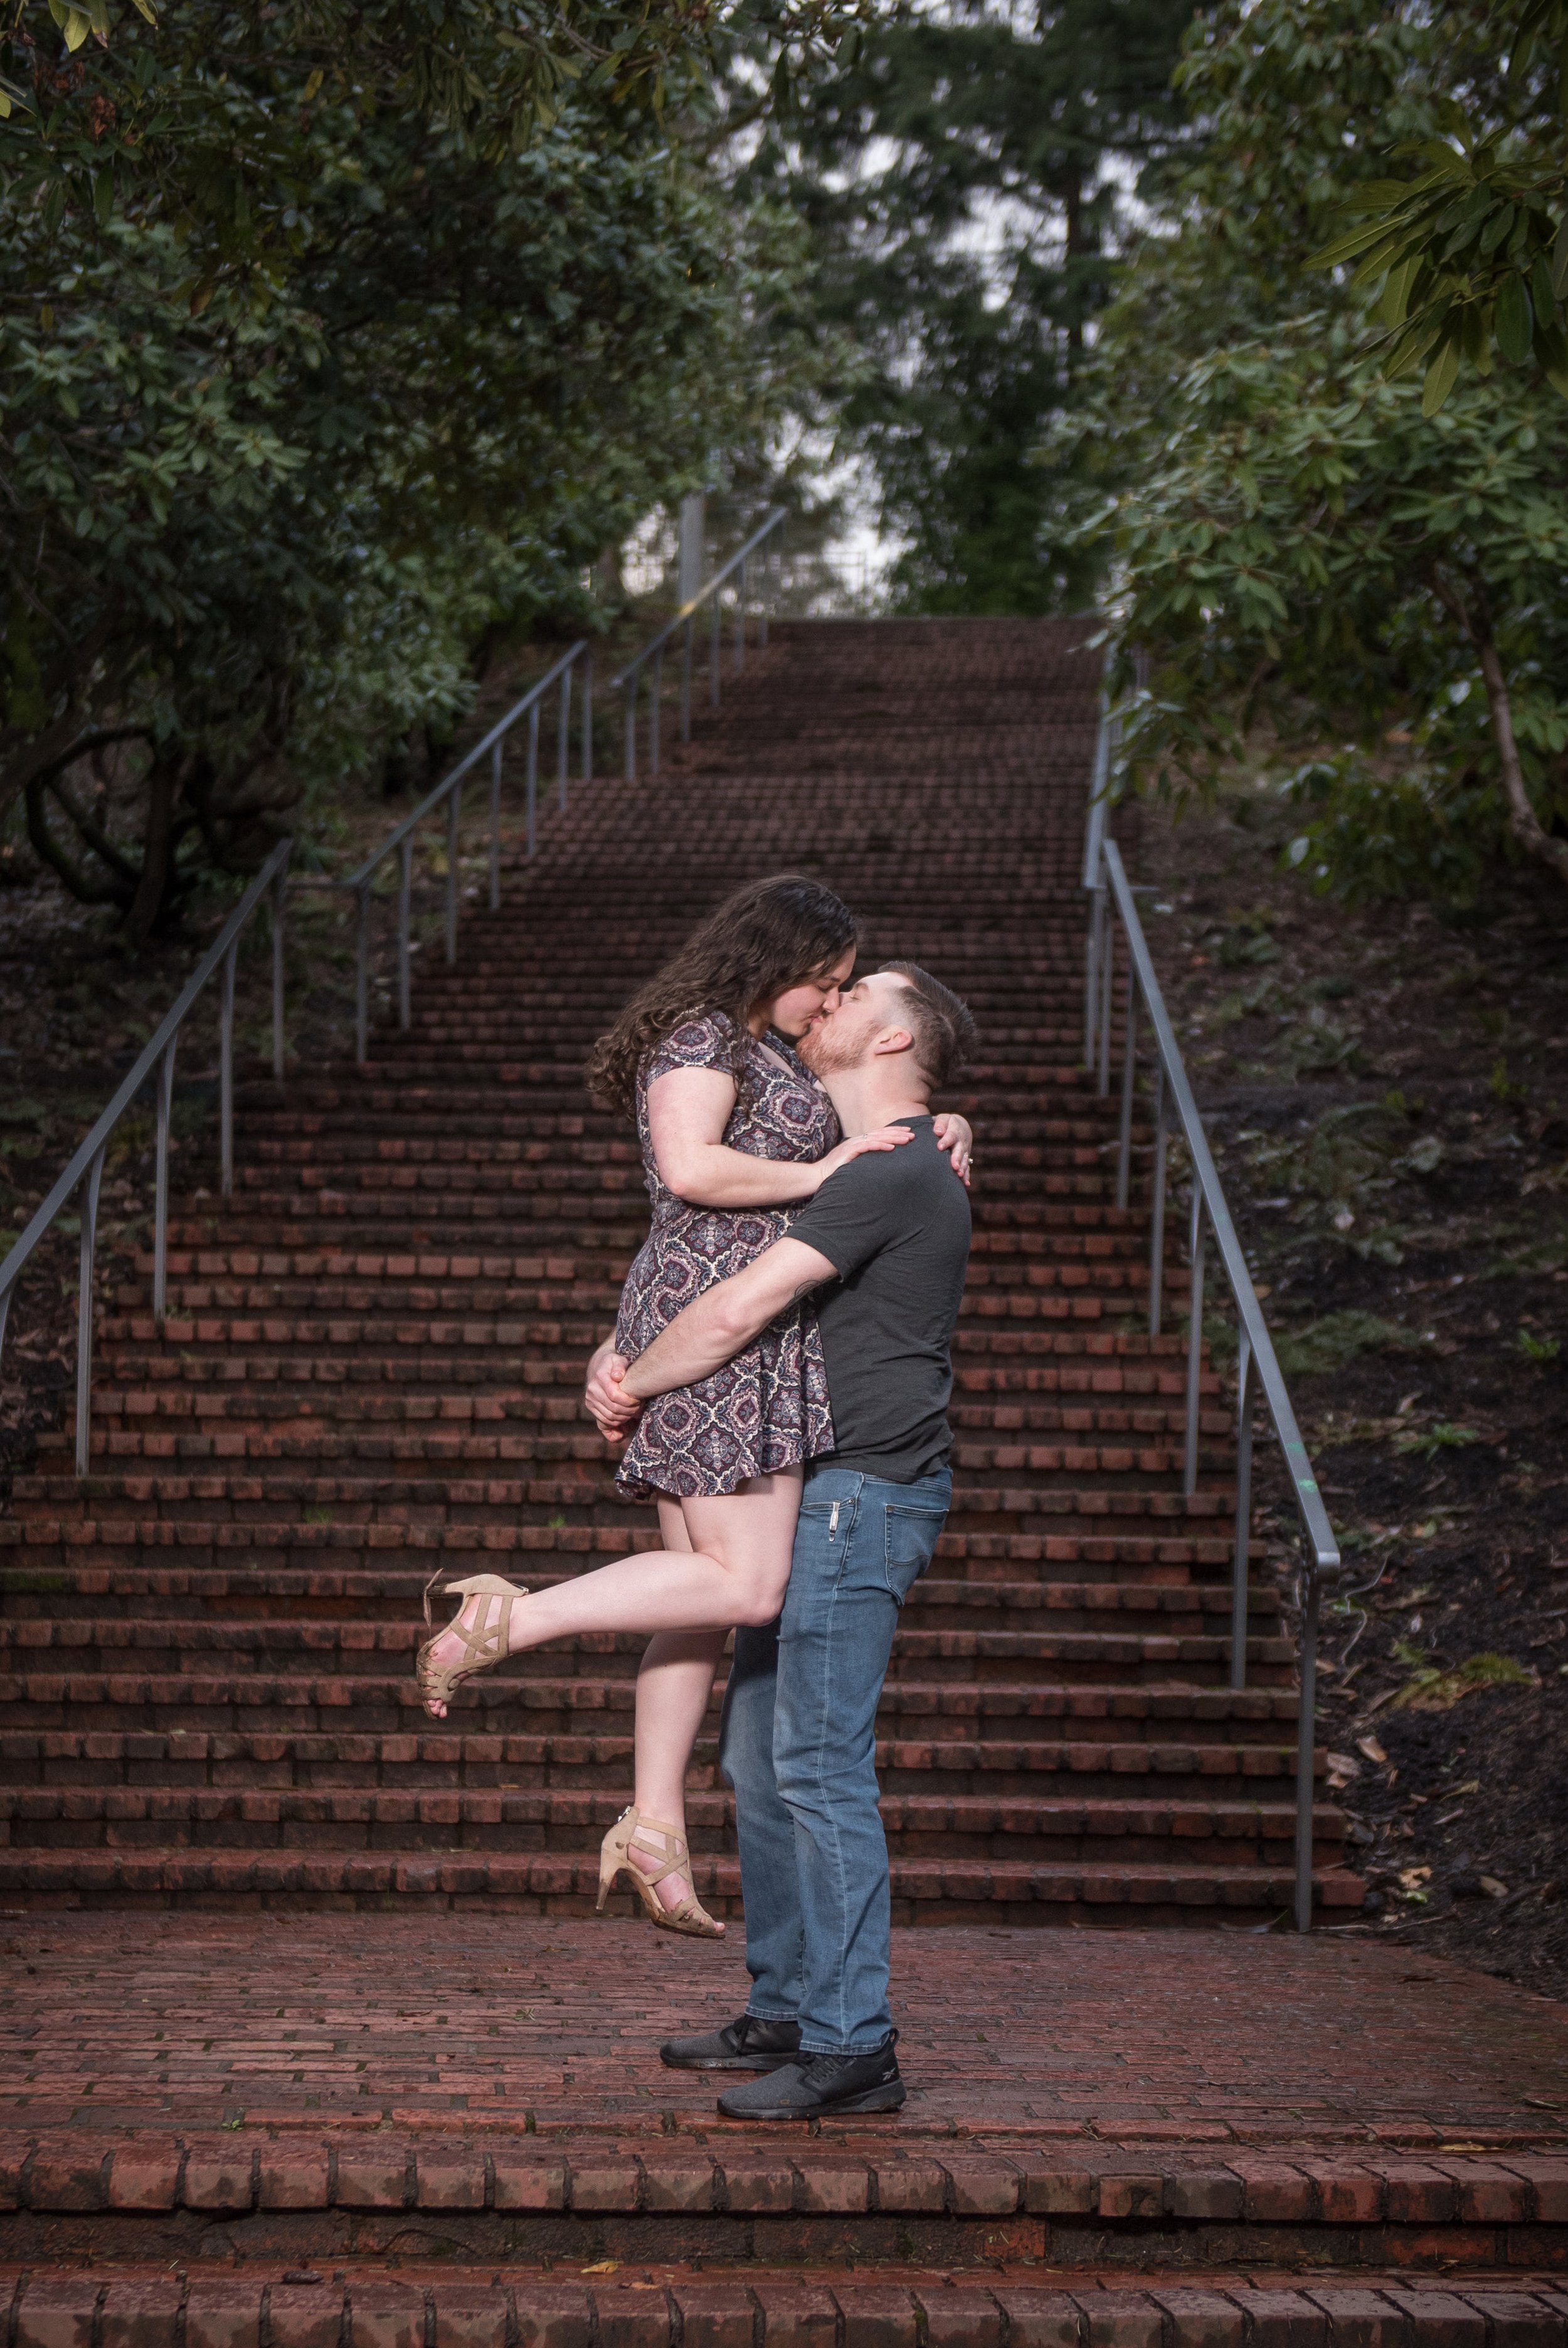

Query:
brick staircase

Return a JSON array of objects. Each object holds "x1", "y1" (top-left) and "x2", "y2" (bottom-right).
[{"x1": 0, "y1": 615, "x2": 1357, "y2": 1922}]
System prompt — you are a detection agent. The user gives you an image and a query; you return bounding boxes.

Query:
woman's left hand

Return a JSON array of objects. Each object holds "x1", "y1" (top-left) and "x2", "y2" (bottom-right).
[{"x1": 933, "y1": 1111, "x2": 973, "y2": 1185}]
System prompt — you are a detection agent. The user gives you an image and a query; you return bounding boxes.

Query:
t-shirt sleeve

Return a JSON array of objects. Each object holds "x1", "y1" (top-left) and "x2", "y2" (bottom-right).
[
  {"x1": 645, "y1": 1012, "x2": 737, "y2": 1086},
  {"x1": 785, "y1": 1151, "x2": 903, "y2": 1281}
]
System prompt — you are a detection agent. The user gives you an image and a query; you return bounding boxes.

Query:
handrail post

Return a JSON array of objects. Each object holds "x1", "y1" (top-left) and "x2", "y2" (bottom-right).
[
  {"x1": 397, "y1": 837, "x2": 413, "y2": 1029},
  {"x1": 355, "y1": 886, "x2": 371, "y2": 1064},
  {"x1": 527, "y1": 701, "x2": 540, "y2": 855},
  {"x1": 558, "y1": 670, "x2": 571, "y2": 813},
  {"x1": 710, "y1": 592, "x2": 721, "y2": 707},
  {"x1": 271, "y1": 865, "x2": 286, "y2": 1083},
  {"x1": 760, "y1": 548, "x2": 771, "y2": 649},
  {"x1": 489, "y1": 741, "x2": 502, "y2": 912},
  {"x1": 736, "y1": 559, "x2": 747, "y2": 674},
  {"x1": 220, "y1": 939, "x2": 237, "y2": 1197},
  {"x1": 650, "y1": 646, "x2": 663, "y2": 776},
  {"x1": 624, "y1": 673, "x2": 638, "y2": 782},
  {"x1": 1148, "y1": 1063, "x2": 1168, "y2": 1336},
  {"x1": 581, "y1": 653, "x2": 593, "y2": 782},
  {"x1": 1295, "y1": 1567, "x2": 1321, "y2": 1931},
  {"x1": 1084, "y1": 884, "x2": 1104, "y2": 1070},
  {"x1": 445, "y1": 783, "x2": 461, "y2": 965},
  {"x1": 1231, "y1": 1333, "x2": 1254, "y2": 1692},
  {"x1": 1116, "y1": 971, "x2": 1138, "y2": 1211},
  {"x1": 152, "y1": 1040, "x2": 176, "y2": 1326},
  {"x1": 1184, "y1": 1187, "x2": 1205, "y2": 1496},
  {"x1": 1097, "y1": 916, "x2": 1114, "y2": 1096},
  {"x1": 681, "y1": 616, "x2": 694, "y2": 742},
  {"x1": 74, "y1": 1142, "x2": 106, "y2": 1478}
]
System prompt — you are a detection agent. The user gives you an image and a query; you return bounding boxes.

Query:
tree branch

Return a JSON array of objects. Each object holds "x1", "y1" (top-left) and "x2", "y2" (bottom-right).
[
  {"x1": 24, "y1": 773, "x2": 132, "y2": 908},
  {"x1": 1430, "y1": 571, "x2": 1568, "y2": 891}
]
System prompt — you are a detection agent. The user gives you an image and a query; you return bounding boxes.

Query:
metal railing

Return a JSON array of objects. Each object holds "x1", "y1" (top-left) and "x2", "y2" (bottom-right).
[
  {"x1": 296, "y1": 642, "x2": 593, "y2": 1063},
  {"x1": 611, "y1": 508, "x2": 786, "y2": 780},
  {"x1": 1082, "y1": 707, "x2": 1342, "y2": 1933},
  {"x1": 0, "y1": 837, "x2": 294, "y2": 1477}
]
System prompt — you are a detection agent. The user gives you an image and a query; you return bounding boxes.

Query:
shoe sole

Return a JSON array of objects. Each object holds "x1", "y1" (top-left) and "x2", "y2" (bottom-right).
[
  {"x1": 659, "y1": 2051, "x2": 797, "y2": 2071},
  {"x1": 716, "y1": 2079, "x2": 907, "y2": 2118}
]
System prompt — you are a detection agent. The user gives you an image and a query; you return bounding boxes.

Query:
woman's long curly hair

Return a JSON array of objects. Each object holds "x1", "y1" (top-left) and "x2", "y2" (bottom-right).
[{"x1": 586, "y1": 875, "x2": 859, "y2": 1118}]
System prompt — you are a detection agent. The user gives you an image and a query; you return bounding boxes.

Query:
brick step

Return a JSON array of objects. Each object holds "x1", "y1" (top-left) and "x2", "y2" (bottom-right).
[
  {"x1": 154, "y1": 1195, "x2": 1144, "y2": 1247},
  {"x1": 89, "y1": 1304, "x2": 1189, "y2": 1382},
  {"x1": 0, "y1": 1615, "x2": 1295, "y2": 1687},
  {"x1": 34, "y1": 1375, "x2": 1219, "y2": 1451},
  {"x1": 0, "y1": 1565, "x2": 1270, "y2": 1624},
  {"x1": 13, "y1": 2263, "x2": 1568, "y2": 2346},
  {"x1": 0, "y1": 1671, "x2": 1298, "y2": 1740},
  {"x1": 0, "y1": 1784, "x2": 1342, "y2": 1863},
  {"x1": 0, "y1": 1843, "x2": 1355, "y2": 1916},
  {"x1": 27, "y1": 1418, "x2": 1216, "y2": 1471},
  {"x1": 2, "y1": 1496, "x2": 1250, "y2": 1568},
  {"x1": 232, "y1": 1094, "x2": 1126, "y2": 1141},
  {"x1": 117, "y1": 1239, "x2": 1161, "y2": 1312},
  {"x1": 8, "y1": 1451, "x2": 1238, "y2": 1529},
  {"x1": 0, "y1": 1725, "x2": 1309, "y2": 1792},
  {"x1": 225, "y1": 1145, "x2": 1148, "y2": 1190},
  {"x1": 213, "y1": 1157, "x2": 1140, "y2": 1205},
  {"x1": 1, "y1": 1542, "x2": 1249, "y2": 1597},
  {"x1": 62, "y1": 1388, "x2": 1210, "y2": 1443},
  {"x1": 137, "y1": 1203, "x2": 1150, "y2": 1279}
]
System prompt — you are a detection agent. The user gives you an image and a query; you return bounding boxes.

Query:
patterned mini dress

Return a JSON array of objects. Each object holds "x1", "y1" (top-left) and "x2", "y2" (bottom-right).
[{"x1": 613, "y1": 1010, "x2": 839, "y2": 1501}]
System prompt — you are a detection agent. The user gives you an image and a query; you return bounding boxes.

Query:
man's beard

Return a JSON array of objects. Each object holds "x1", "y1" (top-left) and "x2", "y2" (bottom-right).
[{"x1": 798, "y1": 1015, "x2": 865, "y2": 1077}]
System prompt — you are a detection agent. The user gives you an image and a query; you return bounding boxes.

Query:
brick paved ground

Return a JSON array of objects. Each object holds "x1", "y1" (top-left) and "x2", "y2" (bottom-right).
[{"x1": 1, "y1": 1916, "x2": 1564, "y2": 2147}]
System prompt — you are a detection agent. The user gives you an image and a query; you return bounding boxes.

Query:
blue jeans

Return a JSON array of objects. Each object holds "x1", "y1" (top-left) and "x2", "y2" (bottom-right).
[{"x1": 718, "y1": 1461, "x2": 951, "y2": 2054}]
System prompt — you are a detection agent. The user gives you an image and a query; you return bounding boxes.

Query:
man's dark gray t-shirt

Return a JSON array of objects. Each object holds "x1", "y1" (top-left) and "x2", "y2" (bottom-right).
[{"x1": 783, "y1": 1114, "x2": 971, "y2": 1484}]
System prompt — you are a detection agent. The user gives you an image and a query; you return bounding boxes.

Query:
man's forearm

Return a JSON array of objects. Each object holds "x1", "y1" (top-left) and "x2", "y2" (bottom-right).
[
  {"x1": 620, "y1": 1240, "x2": 834, "y2": 1402},
  {"x1": 622, "y1": 1294, "x2": 750, "y2": 1400}
]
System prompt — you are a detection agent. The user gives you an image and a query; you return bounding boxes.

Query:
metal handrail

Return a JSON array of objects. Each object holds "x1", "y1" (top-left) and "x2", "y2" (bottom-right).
[
  {"x1": 610, "y1": 508, "x2": 787, "y2": 781},
  {"x1": 0, "y1": 837, "x2": 294, "y2": 1477},
  {"x1": 294, "y1": 641, "x2": 593, "y2": 1062},
  {"x1": 1082, "y1": 712, "x2": 1342, "y2": 1933}
]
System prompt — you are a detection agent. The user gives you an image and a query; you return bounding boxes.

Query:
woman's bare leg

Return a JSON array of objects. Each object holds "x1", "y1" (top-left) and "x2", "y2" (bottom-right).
[
  {"x1": 420, "y1": 1469, "x2": 802, "y2": 1719},
  {"x1": 628, "y1": 1504, "x2": 731, "y2": 1921}
]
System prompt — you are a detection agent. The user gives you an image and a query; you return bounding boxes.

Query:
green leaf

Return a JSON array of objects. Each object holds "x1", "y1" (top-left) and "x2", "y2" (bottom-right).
[
  {"x1": 1554, "y1": 212, "x2": 1568, "y2": 299},
  {"x1": 1422, "y1": 337, "x2": 1462, "y2": 415},
  {"x1": 93, "y1": 167, "x2": 114, "y2": 228},
  {"x1": 1379, "y1": 257, "x2": 1420, "y2": 328},
  {"x1": 1496, "y1": 272, "x2": 1534, "y2": 362},
  {"x1": 1311, "y1": 221, "x2": 1402, "y2": 272}
]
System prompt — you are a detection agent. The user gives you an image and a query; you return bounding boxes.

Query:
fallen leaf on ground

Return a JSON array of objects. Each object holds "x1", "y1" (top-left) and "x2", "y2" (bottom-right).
[{"x1": 1389, "y1": 1651, "x2": 1534, "y2": 1713}]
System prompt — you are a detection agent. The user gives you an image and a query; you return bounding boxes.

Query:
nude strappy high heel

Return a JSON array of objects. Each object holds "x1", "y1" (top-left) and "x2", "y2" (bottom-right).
[
  {"x1": 596, "y1": 1806, "x2": 724, "y2": 1939},
  {"x1": 416, "y1": 1573, "x2": 528, "y2": 1714}
]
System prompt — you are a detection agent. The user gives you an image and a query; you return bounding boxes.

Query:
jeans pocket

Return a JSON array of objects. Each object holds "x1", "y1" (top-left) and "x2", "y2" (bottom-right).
[{"x1": 882, "y1": 1505, "x2": 948, "y2": 1603}]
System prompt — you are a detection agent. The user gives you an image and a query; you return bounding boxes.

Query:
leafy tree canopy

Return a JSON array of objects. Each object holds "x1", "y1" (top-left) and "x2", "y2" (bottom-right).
[
  {"x1": 2, "y1": 0, "x2": 838, "y2": 936},
  {"x1": 1311, "y1": 1, "x2": 1568, "y2": 408},
  {"x1": 1057, "y1": 0, "x2": 1568, "y2": 905},
  {"x1": 740, "y1": 0, "x2": 1195, "y2": 615}
]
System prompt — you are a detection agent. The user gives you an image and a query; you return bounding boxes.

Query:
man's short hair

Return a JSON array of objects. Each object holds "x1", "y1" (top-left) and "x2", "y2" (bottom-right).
[{"x1": 879, "y1": 963, "x2": 977, "y2": 1091}]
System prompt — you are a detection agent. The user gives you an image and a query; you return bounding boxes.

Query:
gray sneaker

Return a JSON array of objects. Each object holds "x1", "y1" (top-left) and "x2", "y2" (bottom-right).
[
  {"x1": 716, "y1": 2036, "x2": 904, "y2": 2119},
  {"x1": 659, "y1": 2012, "x2": 802, "y2": 2071}
]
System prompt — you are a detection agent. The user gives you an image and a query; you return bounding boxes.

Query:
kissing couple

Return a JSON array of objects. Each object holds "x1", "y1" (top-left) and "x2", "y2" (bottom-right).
[{"x1": 416, "y1": 874, "x2": 975, "y2": 2120}]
